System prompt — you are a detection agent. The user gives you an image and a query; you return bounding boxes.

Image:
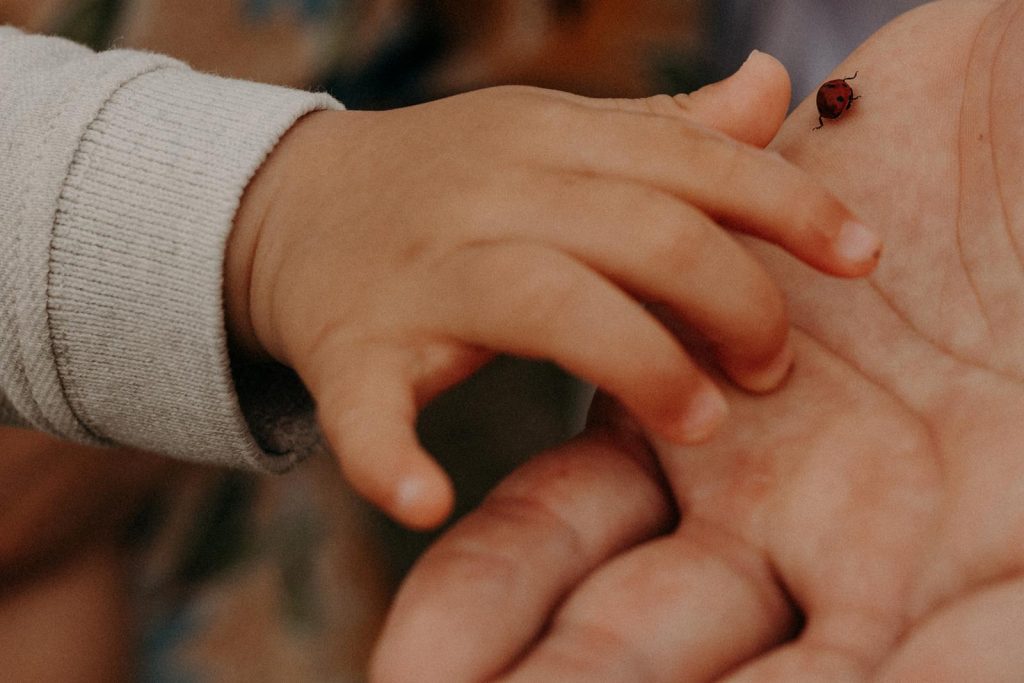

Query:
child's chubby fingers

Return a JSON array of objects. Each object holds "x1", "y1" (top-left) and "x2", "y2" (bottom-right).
[
  {"x1": 419, "y1": 241, "x2": 731, "y2": 445},
  {"x1": 573, "y1": 49, "x2": 792, "y2": 149},
  {"x1": 524, "y1": 98, "x2": 881, "y2": 279},
  {"x1": 308, "y1": 349, "x2": 457, "y2": 530},
  {"x1": 576, "y1": 121, "x2": 879, "y2": 277},
  {"x1": 484, "y1": 173, "x2": 797, "y2": 393}
]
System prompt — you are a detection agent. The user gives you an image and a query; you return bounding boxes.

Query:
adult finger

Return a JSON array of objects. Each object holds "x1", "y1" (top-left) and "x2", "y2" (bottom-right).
[
  {"x1": 501, "y1": 522, "x2": 795, "y2": 683},
  {"x1": 875, "y1": 576, "x2": 1024, "y2": 682},
  {"x1": 370, "y1": 430, "x2": 674, "y2": 683},
  {"x1": 722, "y1": 592, "x2": 907, "y2": 682}
]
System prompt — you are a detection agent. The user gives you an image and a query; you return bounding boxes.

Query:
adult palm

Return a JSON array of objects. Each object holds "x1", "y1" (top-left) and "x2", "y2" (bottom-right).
[{"x1": 372, "y1": 1, "x2": 1024, "y2": 680}]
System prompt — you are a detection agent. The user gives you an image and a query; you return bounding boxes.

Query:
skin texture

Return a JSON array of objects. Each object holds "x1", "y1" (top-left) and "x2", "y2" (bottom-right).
[
  {"x1": 227, "y1": 51, "x2": 881, "y2": 528},
  {"x1": 371, "y1": 0, "x2": 1024, "y2": 680}
]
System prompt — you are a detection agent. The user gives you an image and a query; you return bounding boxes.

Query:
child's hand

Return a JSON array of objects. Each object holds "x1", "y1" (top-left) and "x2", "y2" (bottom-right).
[{"x1": 225, "y1": 51, "x2": 881, "y2": 528}]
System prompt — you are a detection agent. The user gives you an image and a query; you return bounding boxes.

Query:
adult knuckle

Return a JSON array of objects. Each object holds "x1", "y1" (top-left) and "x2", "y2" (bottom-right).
[
  {"x1": 545, "y1": 617, "x2": 656, "y2": 681},
  {"x1": 484, "y1": 491, "x2": 587, "y2": 562},
  {"x1": 426, "y1": 537, "x2": 524, "y2": 590}
]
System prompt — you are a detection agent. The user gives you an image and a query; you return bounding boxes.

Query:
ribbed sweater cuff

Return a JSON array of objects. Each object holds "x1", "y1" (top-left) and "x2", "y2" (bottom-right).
[{"x1": 49, "y1": 66, "x2": 342, "y2": 470}]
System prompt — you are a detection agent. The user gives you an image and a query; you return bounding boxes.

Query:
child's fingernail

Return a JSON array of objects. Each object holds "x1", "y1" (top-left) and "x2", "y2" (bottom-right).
[
  {"x1": 835, "y1": 221, "x2": 882, "y2": 262},
  {"x1": 679, "y1": 386, "x2": 728, "y2": 442}
]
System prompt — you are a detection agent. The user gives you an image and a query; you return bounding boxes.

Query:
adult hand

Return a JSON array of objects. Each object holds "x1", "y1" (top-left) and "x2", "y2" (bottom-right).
[{"x1": 371, "y1": 0, "x2": 1024, "y2": 679}]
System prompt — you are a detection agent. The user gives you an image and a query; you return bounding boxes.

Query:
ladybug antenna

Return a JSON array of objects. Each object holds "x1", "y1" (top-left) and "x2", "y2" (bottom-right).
[{"x1": 843, "y1": 71, "x2": 859, "y2": 81}]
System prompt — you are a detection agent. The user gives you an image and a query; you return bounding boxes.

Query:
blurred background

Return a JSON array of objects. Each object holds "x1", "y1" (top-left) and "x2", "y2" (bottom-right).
[{"x1": 2, "y1": 0, "x2": 924, "y2": 679}]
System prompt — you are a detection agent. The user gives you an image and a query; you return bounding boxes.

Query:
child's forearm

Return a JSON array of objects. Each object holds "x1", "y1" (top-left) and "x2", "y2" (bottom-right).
[{"x1": 0, "y1": 27, "x2": 340, "y2": 469}]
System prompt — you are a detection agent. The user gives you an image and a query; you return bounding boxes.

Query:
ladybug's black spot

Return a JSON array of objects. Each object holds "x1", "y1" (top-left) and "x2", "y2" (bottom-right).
[{"x1": 837, "y1": 96, "x2": 845, "y2": 103}]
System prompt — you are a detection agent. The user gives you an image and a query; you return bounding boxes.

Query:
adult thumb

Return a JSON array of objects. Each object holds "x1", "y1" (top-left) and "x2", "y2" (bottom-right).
[{"x1": 632, "y1": 50, "x2": 792, "y2": 148}]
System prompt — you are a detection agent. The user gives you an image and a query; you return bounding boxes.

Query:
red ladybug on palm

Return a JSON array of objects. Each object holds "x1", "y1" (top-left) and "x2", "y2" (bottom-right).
[{"x1": 813, "y1": 71, "x2": 860, "y2": 130}]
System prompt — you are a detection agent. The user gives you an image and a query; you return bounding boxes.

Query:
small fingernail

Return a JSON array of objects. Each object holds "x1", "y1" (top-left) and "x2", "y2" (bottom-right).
[
  {"x1": 738, "y1": 343, "x2": 795, "y2": 394},
  {"x1": 679, "y1": 386, "x2": 728, "y2": 442},
  {"x1": 835, "y1": 221, "x2": 882, "y2": 263}
]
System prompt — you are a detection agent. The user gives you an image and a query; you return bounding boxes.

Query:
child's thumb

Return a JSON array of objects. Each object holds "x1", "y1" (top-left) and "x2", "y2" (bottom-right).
[{"x1": 631, "y1": 50, "x2": 792, "y2": 148}]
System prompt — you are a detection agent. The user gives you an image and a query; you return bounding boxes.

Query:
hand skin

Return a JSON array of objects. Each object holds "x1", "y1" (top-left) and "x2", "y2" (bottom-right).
[
  {"x1": 226, "y1": 51, "x2": 881, "y2": 529},
  {"x1": 370, "y1": 0, "x2": 1024, "y2": 680}
]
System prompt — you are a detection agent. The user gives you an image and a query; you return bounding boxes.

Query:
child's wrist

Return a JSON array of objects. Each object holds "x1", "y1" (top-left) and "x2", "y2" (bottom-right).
[
  {"x1": 226, "y1": 112, "x2": 331, "y2": 363},
  {"x1": 226, "y1": 108, "x2": 376, "y2": 365},
  {"x1": 226, "y1": 165, "x2": 273, "y2": 363}
]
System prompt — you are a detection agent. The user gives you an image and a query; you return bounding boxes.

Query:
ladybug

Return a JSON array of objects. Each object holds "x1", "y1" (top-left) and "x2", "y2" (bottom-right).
[{"x1": 813, "y1": 71, "x2": 859, "y2": 130}]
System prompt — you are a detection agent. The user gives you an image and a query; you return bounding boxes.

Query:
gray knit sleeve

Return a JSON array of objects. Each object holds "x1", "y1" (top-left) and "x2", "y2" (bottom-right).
[{"x1": 0, "y1": 28, "x2": 343, "y2": 470}]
